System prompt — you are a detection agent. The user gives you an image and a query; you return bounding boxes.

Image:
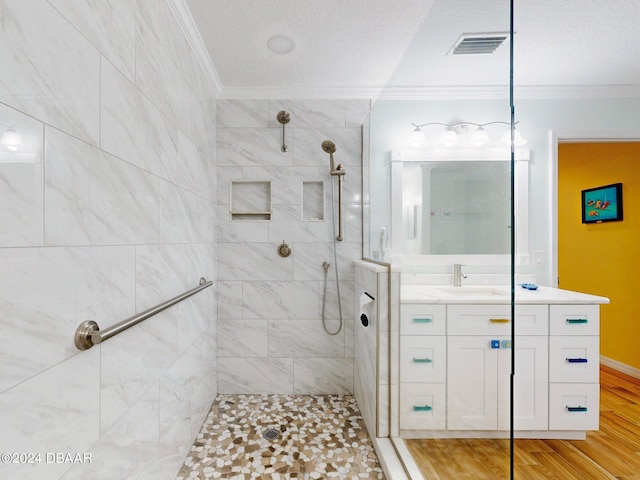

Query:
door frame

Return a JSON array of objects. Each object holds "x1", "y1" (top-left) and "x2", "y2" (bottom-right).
[{"x1": 549, "y1": 132, "x2": 639, "y2": 288}]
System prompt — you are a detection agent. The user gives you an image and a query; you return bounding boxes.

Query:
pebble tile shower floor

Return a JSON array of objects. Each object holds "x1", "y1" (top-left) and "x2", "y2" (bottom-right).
[{"x1": 175, "y1": 394, "x2": 385, "y2": 479}]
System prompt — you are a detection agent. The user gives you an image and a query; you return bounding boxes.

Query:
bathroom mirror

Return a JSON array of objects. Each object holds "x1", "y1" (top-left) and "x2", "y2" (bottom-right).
[{"x1": 390, "y1": 148, "x2": 530, "y2": 265}]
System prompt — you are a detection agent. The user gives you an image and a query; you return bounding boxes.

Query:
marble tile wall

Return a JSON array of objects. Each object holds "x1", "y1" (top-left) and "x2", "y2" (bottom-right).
[
  {"x1": 217, "y1": 99, "x2": 369, "y2": 395},
  {"x1": 354, "y1": 263, "x2": 380, "y2": 437},
  {"x1": 0, "y1": 1, "x2": 216, "y2": 479},
  {"x1": 354, "y1": 260, "x2": 391, "y2": 439}
]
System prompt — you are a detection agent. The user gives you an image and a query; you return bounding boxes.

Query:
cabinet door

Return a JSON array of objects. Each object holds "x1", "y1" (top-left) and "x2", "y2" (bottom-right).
[
  {"x1": 497, "y1": 336, "x2": 549, "y2": 431},
  {"x1": 447, "y1": 336, "x2": 498, "y2": 430}
]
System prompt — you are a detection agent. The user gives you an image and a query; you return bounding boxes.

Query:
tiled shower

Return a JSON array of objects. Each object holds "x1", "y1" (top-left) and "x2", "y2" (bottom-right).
[
  {"x1": 216, "y1": 98, "x2": 367, "y2": 395},
  {"x1": 0, "y1": 1, "x2": 373, "y2": 479}
]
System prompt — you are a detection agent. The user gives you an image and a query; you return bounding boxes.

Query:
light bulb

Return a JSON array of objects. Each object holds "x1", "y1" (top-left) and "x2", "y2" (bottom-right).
[
  {"x1": 471, "y1": 126, "x2": 490, "y2": 146},
  {"x1": 0, "y1": 128, "x2": 24, "y2": 152},
  {"x1": 501, "y1": 127, "x2": 527, "y2": 147},
  {"x1": 441, "y1": 127, "x2": 458, "y2": 148},
  {"x1": 513, "y1": 129, "x2": 527, "y2": 146},
  {"x1": 409, "y1": 127, "x2": 426, "y2": 148}
]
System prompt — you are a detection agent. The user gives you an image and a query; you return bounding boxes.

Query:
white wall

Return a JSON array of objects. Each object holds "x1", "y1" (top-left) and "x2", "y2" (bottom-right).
[
  {"x1": 368, "y1": 96, "x2": 640, "y2": 284},
  {"x1": 516, "y1": 97, "x2": 640, "y2": 285},
  {"x1": 216, "y1": 99, "x2": 369, "y2": 394},
  {"x1": 0, "y1": 1, "x2": 217, "y2": 479}
]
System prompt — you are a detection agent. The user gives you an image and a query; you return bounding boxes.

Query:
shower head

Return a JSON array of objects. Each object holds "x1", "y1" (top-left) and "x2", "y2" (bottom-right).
[
  {"x1": 321, "y1": 140, "x2": 336, "y2": 154},
  {"x1": 322, "y1": 140, "x2": 345, "y2": 178},
  {"x1": 322, "y1": 139, "x2": 345, "y2": 179}
]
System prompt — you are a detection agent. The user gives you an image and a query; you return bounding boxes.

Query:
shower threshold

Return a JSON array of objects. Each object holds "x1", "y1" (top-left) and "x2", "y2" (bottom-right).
[{"x1": 175, "y1": 394, "x2": 385, "y2": 479}]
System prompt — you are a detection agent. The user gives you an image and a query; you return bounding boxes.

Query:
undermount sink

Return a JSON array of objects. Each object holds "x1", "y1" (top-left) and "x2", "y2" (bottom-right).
[{"x1": 432, "y1": 286, "x2": 508, "y2": 296}]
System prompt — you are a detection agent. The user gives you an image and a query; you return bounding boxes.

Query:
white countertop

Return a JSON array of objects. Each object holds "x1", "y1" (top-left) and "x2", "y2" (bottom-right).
[{"x1": 401, "y1": 284, "x2": 610, "y2": 305}]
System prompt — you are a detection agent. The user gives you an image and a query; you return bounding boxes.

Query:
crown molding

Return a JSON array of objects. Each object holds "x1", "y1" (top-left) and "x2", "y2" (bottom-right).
[
  {"x1": 167, "y1": 0, "x2": 223, "y2": 97},
  {"x1": 377, "y1": 84, "x2": 640, "y2": 100},
  {"x1": 218, "y1": 86, "x2": 385, "y2": 100},
  {"x1": 377, "y1": 85, "x2": 510, "y2": 100},
  {"x1": 513, "y1": 84, "x2": 640, "y2": 99},
  {"x1": 219, "y1": 84, "x2": 640, "y2": 101}
]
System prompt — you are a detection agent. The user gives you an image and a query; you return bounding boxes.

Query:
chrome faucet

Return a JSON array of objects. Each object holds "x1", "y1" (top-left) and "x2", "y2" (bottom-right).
[{"x1": 453, "y1": 264, "x2": 467, "y2": 287}]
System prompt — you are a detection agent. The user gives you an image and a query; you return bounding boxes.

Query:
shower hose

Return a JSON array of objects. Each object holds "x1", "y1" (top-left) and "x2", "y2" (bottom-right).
[{"x1": 321, "y1": 177, "x2": 344, "y2": 336}]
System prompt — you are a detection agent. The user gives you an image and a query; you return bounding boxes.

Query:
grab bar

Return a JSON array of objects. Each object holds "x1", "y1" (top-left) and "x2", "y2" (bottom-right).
[{"x1": 74, "y1": 277, "x2": 213, "y2": 350}]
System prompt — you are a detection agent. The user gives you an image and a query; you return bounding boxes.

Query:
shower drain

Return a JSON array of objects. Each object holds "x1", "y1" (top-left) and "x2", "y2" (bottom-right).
[{"x1": 262, "y1": 428, "x2": 280, "y2": 441}]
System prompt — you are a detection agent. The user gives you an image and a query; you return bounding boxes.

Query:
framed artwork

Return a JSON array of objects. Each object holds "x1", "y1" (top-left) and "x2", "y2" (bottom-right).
[{"x1": 581, "y1": 183, "x2": 623, "y2": 224}]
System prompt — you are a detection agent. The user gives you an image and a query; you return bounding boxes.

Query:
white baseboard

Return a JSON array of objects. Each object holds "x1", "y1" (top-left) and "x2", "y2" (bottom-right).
[{"x1": 600, "y1": 355, "x2": 640, "y2": 379}]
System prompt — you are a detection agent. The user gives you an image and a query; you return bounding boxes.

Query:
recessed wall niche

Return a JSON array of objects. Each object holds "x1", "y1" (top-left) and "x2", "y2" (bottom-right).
[
  {"x1": 230, "y1": 180, "x2": 272, "y2": 220},
  {"x1": 302, "y1": 181, "x2": 325, "y2": 221}
]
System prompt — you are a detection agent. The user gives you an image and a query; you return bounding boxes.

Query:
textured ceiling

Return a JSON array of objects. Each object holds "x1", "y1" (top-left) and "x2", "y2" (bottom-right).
[{"x1": 185, "y1": 0, "x2": 640, "y2": 98}]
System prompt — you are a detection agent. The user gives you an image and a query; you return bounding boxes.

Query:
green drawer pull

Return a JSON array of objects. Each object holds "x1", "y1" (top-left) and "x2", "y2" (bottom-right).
[
  {"x1": 412, "y1": 317, "x2": 433, "y2": 323},
  {"x1": 413, "y1": 405, "x2": 433, "y2": 412},
  {"x1": 566, "y1": 406, "x2": 588, "y2": 412},
  {"x1": 412, "y1": 357, "x2": 433, "y2": 363},
  {"x1": 566, "y1": 318, "x2": 588, "y2": 324}
]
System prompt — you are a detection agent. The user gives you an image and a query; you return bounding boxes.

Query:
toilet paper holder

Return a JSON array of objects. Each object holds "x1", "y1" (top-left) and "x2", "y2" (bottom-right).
[{"x1": 360, "y1": 291, "x2": 375, "y2": 327}]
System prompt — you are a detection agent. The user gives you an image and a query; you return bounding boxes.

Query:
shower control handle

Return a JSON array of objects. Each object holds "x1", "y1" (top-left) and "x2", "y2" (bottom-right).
[{"x1": 278, "y1": 241, "x2": 291, "y2": 258}]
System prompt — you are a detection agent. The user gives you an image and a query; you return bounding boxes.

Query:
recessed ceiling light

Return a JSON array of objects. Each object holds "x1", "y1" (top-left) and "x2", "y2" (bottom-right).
[{"x1": 267, "y1": 35, "x2": 296, "y2": 55}]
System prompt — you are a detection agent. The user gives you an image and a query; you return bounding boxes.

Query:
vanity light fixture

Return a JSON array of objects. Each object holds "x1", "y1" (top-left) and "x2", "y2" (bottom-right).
[
  {"x1": 0, "y1": 127, "x2": 24, "y2": 152},
  {"x1": 409, "y1": 121, "x2": 526, "y2": 148}
]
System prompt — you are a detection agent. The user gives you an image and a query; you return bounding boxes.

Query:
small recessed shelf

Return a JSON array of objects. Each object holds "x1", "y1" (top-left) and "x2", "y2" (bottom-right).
[
  {"x1": 230, "y1": 180, "x2": 272, "y2": 220},
  {"x1": 302, "y1": 181, "x2": 325, "y2": 221}
]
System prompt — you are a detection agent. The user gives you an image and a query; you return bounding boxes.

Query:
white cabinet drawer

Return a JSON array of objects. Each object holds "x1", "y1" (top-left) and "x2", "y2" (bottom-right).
[
  {"x1": 550, "y1": 304, "x2": 600, "y2": 335},
  {"x1": 549, "y1": 336, "x2": 599, "y2": 383},
  {"x1": 549, "y1": 383, "x2": 600, "y2": 431},
  {"x1": 400, "y1": 383, "x2": 446, "y2": 430},
  {"x1": 400, "y1": 336, "x2": 446, "y2": 383},
  {"x1": 401, "y1": 304, "x2": 446, "y2": 335},
  {"x1": 448, "y1": 304, "x2": 548, "y2": 336}
]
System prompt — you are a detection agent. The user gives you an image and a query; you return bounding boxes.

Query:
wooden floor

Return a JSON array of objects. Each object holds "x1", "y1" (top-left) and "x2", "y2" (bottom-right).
[{"x1": 405, "y1": 366, "x2": 640, "y2": 479}]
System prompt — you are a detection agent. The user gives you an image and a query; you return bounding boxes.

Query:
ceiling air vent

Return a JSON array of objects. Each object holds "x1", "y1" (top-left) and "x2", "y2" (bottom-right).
[{"x1": 449, "y1": 33, "x2": 509, "y2": 55}]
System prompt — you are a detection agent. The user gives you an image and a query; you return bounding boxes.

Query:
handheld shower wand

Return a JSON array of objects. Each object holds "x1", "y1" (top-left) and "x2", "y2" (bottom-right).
[{"x1": 322, "y1": 140, "x2": 345, "y2": 241}]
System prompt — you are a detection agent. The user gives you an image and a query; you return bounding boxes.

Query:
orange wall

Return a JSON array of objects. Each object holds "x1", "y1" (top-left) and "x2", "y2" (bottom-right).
[{"x1": 558, "y1": 142, "x2": 640, "y2": 370}]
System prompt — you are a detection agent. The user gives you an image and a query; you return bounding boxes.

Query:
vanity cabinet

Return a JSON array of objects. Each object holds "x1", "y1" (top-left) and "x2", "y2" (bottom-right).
[
  {"x1": 447, "y1": 333, "x2": 549, "y2": 431},
  {"x1": 399, "y1": 301, "x2": 601, "y2": 437},
  {"x1": 446, "y1": 304, "x2": 549, "y2": 431}
]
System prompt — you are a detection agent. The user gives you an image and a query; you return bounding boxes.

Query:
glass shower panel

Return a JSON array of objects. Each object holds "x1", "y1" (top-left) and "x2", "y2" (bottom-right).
[
  {"x1": 511, "y1": 3, "x2": 617, "y2": 479},
  {"x1": 364, "y1": 0, "x2": 516, "y2": 477}
]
